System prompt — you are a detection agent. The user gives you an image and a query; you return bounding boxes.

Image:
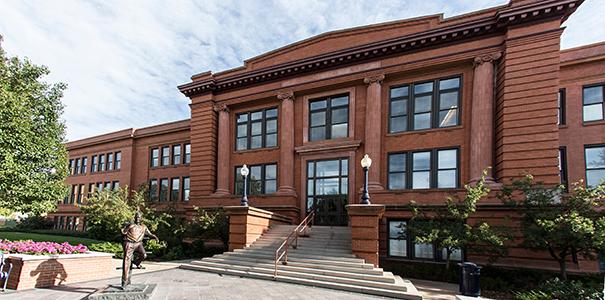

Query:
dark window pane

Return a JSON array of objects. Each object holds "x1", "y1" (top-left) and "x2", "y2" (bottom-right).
[
  {"x1": 311, "y1": 111, "x2": 326, "y2": 126},
  {"x1": 341, "y1": 159, "x2": 348, "y2": 176},
  {"x1": 413, "y1": 152, "x2": 431, "y2": 170},
  {"x1": 389, "y1": 154, "x2": 406, "y2": 172},
  {"x1": 237, "y1": 113, "x2": 248, "y2": 123},
  {"x1": 331, "y1": 123, "x2": 348, "y2": 139},
  {"x1": 439, "y1": 92, "x2": 458, "y2": 110},
  {"x1": 237, "y1": 124, "x2": 247, "y2": 137},
  {"x1": 414, "y1": 82, "x2": 434, "y2": 94},
  {"x1": 316, "y1": 160, "x2": 340, "y2": 177},
  {"x1": 414, "y1": 113, "x2": 431, "y2": 130},
  {"x1": 331, "y1": 96, "x2": 348, "y2": 107},
  {"x1": 265, "y1": 134, "x2": 277, "y2": 147},
  {"x1": 391, "y1": 99, "x2": 407, "y2": 115},
  {"x1": 266, "y1": 108, "x2": 278, "y2": 118},
  {"x1": 331, "y1": 108, "x2": 348, "y2": 124},
  {"x1": 583, "y1": 86, "x2": 603, "y2": 104},
  {"x1": 265, "y1": 164, "x2": 277, "y2": 179},
  {"x1": 237, "y1": 138, "x2": 247, "y2": 150},
  {"x1": 310, "y1": 100, "x2": 327, "y2": 110},
  {"x1": 265, "y1": 180, "x2": 276, "y2": 194},
  {"x1": 310, "y1": 127, "x2": 325, "y2": 141},
  {"x1": 389, "y1": 221, "x2": 406, "y2": 239},
  {"x1": 251, "y1": 111, "x2": 262, "y2": 120},
  {"x1": 390, "y1": 86, "x2": 409, "y2": 98},
  {"x1": 251, "y1": 122, "x2": 262, "y2": 135},
  {"x1": 250, "y1": 136, "x2": 262, "y2": 149},
  {"x1": 390, "y1": 116, "x2": 407, "y2": 132},
  {"x1": 439, "y1": 77, "x2": 460, "y2": 90}
]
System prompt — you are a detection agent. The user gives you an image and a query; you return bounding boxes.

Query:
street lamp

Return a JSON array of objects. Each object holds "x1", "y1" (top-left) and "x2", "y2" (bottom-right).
[
  {"x1": 240, "y1": 164, "x2": 249, "y2": 206},
  {"x1": 360, "y1": 154, "x2": 372, "y2": 204}
]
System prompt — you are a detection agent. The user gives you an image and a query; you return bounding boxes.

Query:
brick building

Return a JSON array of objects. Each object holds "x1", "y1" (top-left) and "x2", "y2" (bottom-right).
[{"x1": 51, "y1": 0, "x2": 605, "y2": 274}]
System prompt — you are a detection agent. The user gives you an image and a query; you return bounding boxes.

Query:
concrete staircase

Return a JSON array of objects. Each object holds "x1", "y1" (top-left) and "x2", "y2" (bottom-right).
[{"x1": 180, "y1": 225, "x2": 422, "y2": 299}]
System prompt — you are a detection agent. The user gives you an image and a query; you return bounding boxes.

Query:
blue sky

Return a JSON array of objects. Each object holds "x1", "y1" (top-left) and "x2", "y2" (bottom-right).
[{"x1": 1, "y1": 0, "x2": 604, "y2": 141}]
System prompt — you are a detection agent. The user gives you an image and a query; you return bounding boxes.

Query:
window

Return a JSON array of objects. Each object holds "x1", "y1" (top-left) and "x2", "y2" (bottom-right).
[
  {"x1": 70, "y1": 185, "x2": 76, "y2": 204},
  {"x1": 104, "y1": 182, "x2": 111, "y2": 190},
  {"x1": 172, "y1": 145, "x2": 181, "y2": 165},
  {"x1": 559, "y1": 147, "x2": 568, "y2": 189},
  {"x1": 388, "y1": 148, "x2": 459, "y2": 190},
  {"x1": 170, "y1": 178, "x2": 180, "y2": 201},
  {"x1": 184, "y1": 144, "x2": 191, "y2": 164},
  {"x1": 66, "y1": 216, "x2": 73, "y2": 231},
  {"x1": 149, "y1": 179, "x2": 158, "y2": 201},
  {"x1": 53, "y1": 216, "x2": 58, "y2": 229},
  {"x1": 558, "y1": 89, "x2": 566, "y2": 125},
  {"x1": 107, "y1": 153, "x2": 114, "y2": 171},
  {"x1": 235, "y1": 164, "x2": 277, "y2": 195},
  {"x1": 69, "y1": 159, "x2": 75, "y2": 175},
  {"x1": 583, "y1": 84, "x2": 604, "y2": 122},
  {"x1": 389, "y1": 76, "x2": 461, "y2": 133},
  {"x1": 77, "y1": 184, "x2": 84, "y2": 204},
  {"x1": 309, "y1": 95, "x2": 349, "y2": 141},
  {"x1": 585, "y1": 145, "x2": 605, "y2": 187},
  {"x1": 59, "y1": 216, "x2": 65, "y2": 230},
  {"x1": 183, "y1": 177, "x2": 190, "y2": 201},
  {"x1": 96, "y1": 182, "x2": 103, "y2": 192},
  {"x1": 81, "y1": 157, "x2": 87, "y2": 174},
  {"x1": 99, "y1": 154, "x2": 105, "y2": 171},
  {"x1": 151, "y1": 148, "x2": 159, "y2": 167},
  {"x1": 74, "y1": 158, "x2": 81, "y2": 175},
  {"x1": 387, "y1": 220, "x2": 463, "y2": 262},
  {"x1": 115, "y1": 152, "x2": 122, "y2": 170},
  {"x1": 91, "y1": 155, "x2": 98, "y2": 173},
  {"x1": 161, "y1": 146, "x2": 170, "y2": 166},
  {"x1": 236, "y1": 107, "x2": 278, "y2": 150},
  {"x1": 159, "y1": 178, "x2": 169, "y2": 202},
  {"x1": 112, "y1": 181, "x2": 120, "y2": 190},
  {"x1": 88, "y1": 183, "x2": 95, "y2": 198}
]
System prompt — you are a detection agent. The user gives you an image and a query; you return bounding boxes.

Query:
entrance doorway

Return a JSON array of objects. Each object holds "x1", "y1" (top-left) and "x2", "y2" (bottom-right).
[{"x1": 306, "y1": 158, "x2": 349, "y2": 226}]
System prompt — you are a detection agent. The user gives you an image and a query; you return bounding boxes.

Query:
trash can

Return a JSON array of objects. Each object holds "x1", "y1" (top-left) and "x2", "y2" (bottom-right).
[{"x1": 459, "y1": 262, "x2": 481, "y2": 297}]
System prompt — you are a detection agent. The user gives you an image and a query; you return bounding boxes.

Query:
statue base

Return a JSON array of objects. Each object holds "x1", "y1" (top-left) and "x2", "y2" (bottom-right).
[{"x1": 88, "y1": 284, "x2": 156, "y2": 300}]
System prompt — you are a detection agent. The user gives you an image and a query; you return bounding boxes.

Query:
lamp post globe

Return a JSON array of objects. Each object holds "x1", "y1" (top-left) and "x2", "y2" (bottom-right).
[
  {"x1": 240, "y1": 164, "x2": 249, "y2": 206},
  {"x1": 360, "y1": 154, "x2": 372, "y2": 204}
]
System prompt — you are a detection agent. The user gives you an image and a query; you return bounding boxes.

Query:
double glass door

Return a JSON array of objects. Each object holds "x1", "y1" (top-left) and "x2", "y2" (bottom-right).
[{"x1": 306, "y1": 158, "x2": 349, "y2": 226}]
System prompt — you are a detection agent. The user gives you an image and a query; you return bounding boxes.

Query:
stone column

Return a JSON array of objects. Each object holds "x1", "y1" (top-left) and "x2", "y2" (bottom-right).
[
  {"x1": 346, "y1": 204, "x2": 385, "y2": 267},
  {"x1": 276, "y1": 91, "x2": 296, "y2": 195},
  {"x1": 363, "y1": 74, "x2": 386, "y2": 191},
  {"x1": 469, "y1": 52, "x2": 501, "y2": 185},
  {"x1": 213, "y1": 103, "x2": 231, "y2": 196}
]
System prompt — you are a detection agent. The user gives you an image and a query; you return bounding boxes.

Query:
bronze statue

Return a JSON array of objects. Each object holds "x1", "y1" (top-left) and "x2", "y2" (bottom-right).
[{"x1": 120, "y1": 211, "x2": 158, "y2": 288}]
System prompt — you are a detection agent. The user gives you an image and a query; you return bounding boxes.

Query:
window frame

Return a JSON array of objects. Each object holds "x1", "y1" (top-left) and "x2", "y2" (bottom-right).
[
  {"x1": 150, "y1": 148, "x2": 159, "y2": 167},
  {"x1": 389, "y1": 75, "x2": 462, "y2": 133},
  {"x1": 115, "y1": 152, "x2": 121, "y2": 170},
  {"x1": 161, "y1": 146, "x2": 170, "y2": 166},
  {"x1": 235, "y1": 107, "x2": 279, "y2": 151},
  {"x1": 234, "y1": 163, "x2": 278, "y2": 195},
  {"x1": 149, "y1": 179, "x2": 158, "y2": 202},
  {"x1": 98, "y1": 154, "x2": 105, "y2": 171},
  {"x1": 182, "y1": 176, "x2": 190, "y2": 202},
  {"x1": 159, "y1": 178, "x2": 169, "y2": 202},
  {"x1": 74, "y1": 158, "x2": 81, "y2": 175},
  {"x1": 170, "y1": 177, "x2": 180, "y2": 201},
  {"x1": 584, "y1": 144, "x2": 605, "y2": 187},
  {"x1": 184, "y1": 143, "x2": 191, "y2": 164},
  {"x1": 91, "y1": 155, "x2": 98, "y2": 173},
  {"x1": 81, "y1": 157, "x2": 88, "y2": 174},
  {"x1": 107, "y1": 153, "x2": 114, "y2": 171},
  {"x1": 559, "y1": 147, "x2": 568, "y2": 190},
  {"x1": 387, "y1": 148, "x2": 460, "y2": 190},
  {"x1": 558, "y1": 88, "x2": 566, "y2": 125},
  {"x1": 582, "y1": 83, "x2": 605, "y2": 123},
  {"x1": 308, "y1": 94, "x2": 350, "y2": 142},
  {"x1": 172, "y1": 145, "x2": 181, "y2": 165},
  {"x1": 77, "y1": 184, "x2": 84, "y2": 204}
]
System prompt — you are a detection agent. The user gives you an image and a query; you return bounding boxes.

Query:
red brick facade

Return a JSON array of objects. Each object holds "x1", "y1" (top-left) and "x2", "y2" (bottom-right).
[{"x1": 53, "y1": 0, "x2": 605, "y2": 273}]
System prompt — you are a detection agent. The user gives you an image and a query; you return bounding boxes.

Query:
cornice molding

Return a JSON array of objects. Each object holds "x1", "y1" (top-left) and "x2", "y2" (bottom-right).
[{"x1": 178, "y1": 0, "x2": 582, "y2": 97}]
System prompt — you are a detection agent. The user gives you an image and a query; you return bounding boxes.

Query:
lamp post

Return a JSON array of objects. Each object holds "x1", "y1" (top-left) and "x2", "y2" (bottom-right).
[
  {"x1": 240, "y1": 164, "x2": 249, "y2": 206},
  {"x1": 360, "y1": 154, "x2": 372, "y2": 204}
]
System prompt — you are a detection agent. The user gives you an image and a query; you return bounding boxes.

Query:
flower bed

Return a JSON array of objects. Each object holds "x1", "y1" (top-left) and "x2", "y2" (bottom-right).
[{"x1": 0, "y1": 239, "x2": 88, "y2": 255}]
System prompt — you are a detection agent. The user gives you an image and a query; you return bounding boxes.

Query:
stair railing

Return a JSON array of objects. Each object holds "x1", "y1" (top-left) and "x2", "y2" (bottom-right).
[{"x1": 274, "y1": 206, "x2": 316, "y2": 278}]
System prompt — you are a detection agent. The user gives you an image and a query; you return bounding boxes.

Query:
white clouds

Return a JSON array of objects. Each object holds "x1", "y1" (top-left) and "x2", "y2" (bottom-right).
[{"x1": 0, "y1": 0, "x2": 602, "y2": 141}]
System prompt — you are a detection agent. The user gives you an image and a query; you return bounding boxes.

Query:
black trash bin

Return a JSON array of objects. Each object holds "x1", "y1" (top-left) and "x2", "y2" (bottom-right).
[{"x1": 459, "y1": 262, "x2": 481, "y2": 297}]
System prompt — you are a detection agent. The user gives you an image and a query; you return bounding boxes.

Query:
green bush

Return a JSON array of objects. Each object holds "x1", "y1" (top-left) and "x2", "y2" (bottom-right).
[
  {"x1": 89, "y1": 241, "x2": 123, "y2": 258},
  {"x1": 514, "y1": 278, "x2": 603, "y2": 300},
  {"x1": 15, "y1": 216, "x2": 54, "y2": 230},
  {"x1": 144, "y1": 239, "x2": 167, "y2": 259}
]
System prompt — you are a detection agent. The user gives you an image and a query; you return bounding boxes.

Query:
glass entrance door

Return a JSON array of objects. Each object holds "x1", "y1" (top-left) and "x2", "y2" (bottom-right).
[{"x1": 306, "y1": 158, "x2": 349, "y2": 226}]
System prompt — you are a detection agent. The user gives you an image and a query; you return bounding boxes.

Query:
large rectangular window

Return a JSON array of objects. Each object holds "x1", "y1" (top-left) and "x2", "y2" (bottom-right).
[
  {"x1": 91, "y1": 155, "x2": 98, "y2": 173},
  {"x1": 309, "y1": 95, "x2": 349, "y2": 141},
  {"x1": 151, "y1": 148, "x2": 159, "y2": 167},
  {"x1": 236, "y1": 107, "x2": 278, "y2": 150},
  {"x1": 184, "y1": 143, "x2": 191, "y2": 164},
  {"x1": 585, "y1": 145, "x2": 605, "y2": 187},
  {"x1": 159, "y1": 178, "x2": 169, "y2": 202},
  {"x1": 389, "y1": 76, "x2": 461, "y2": 133},
  {"x1": 172, "y1": 145, "x2": 181, "y2": 165},
  {"x1": 170, "y1": 178, "x2": 180, "y2": 201},
  {"x1": 107, "y1": 153, "x2": 114, "y2": 171},
  {"x1": 387, "y1": 220, "x2": 462, "y2": 262},
  {"x1": 81, "y1": 157, "x2": 87, "y2": 174},
  {"x1": 115, "y1": 152, "x2": 121, "y2": 170},
  {"x1": 99, "y1": 154, "x2": 105, "y2": 171},
  {"x1": 183, "y1": 177, "x2": 190, "y2": 201},
  {"x1": 69, "y1": 159, "x2": 75, "y2": 175},
  {"x1": 388, "y1": 148, "x2": 459, "y2": 190},
  {"x1": 583, "y1": 84, "x2": 604, "y2": 122},
  {"x1": 161, "y1": 146, "x2": 170, "y2": 166},
  {"x1": 149, "y1": 179, "x2": 158, "y2": 201},
  {"x1": 235, "y1": 163, "x2": 277, "y2": 195}
]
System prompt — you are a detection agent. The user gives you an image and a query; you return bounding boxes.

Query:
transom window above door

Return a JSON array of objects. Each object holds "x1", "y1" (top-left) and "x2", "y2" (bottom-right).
[
  {"x1": 309, "y1": 94, "x2": 349, "y2": 141},
  {"x1": 236, "y1": 107, "x2": 278, "y2": 151},
  {"x1": 389, "y1": 76, "x2": 461, "y2": 133}
]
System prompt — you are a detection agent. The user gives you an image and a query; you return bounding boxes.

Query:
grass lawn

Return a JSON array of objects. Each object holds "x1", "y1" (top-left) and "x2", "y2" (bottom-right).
[{"x1": 0, "y1": 231, "x2": 103, "y2": 246}]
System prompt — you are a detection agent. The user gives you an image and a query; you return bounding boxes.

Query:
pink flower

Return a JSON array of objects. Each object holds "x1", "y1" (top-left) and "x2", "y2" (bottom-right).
[{"x1": 0, "y1": 239, "x2": 88, "y2": 255}]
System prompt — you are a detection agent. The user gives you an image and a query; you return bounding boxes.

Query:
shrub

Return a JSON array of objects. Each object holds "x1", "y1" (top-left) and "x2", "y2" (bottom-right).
[
  {"x1": 144, "y1": 239, "x2": 167, "y2": 259},
  {"x1": 0, "y1": 239, "x2": 87, "y2": 255},
  {"x1": 81, "y1": 188, "x2": 133, "y2": 241},
  {"x1": 89, "y1": 241, "x2": 123, "y2": 258},
  {"x1": 513, "y1": 278, "x2": 603, "y2": 300},
  {"x1": 188, "y1": 208, "x2": 229, "y2": 245},
  {"x1": 15, "y1": 215, "x2": 54, "y2": 230}
]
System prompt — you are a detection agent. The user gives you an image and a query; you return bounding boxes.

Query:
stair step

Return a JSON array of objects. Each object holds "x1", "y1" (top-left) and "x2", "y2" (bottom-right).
[
  {"x1": 217, "y1": 252, "x2": 372, "y2": 269},
  {"x1": 225, "y1": 250, "x2": 360, "y2": 262},
  {"x1": 180, "y1": 265, "x2": 422, "y2": 300},
  {"x1": 238, "y1": 247, "x2": 354, "y2": 257}
]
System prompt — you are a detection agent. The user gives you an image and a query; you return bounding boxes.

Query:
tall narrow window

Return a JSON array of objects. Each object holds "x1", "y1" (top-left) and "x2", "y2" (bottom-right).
[
  {"x1": 159, "y1": 178, "x2": 169, "y2": 202},
  {"x1": 99, "y1": 154, "x2": 105, "y2": 171},
  {"x1": 70, "y1": 185, "x2": 77, "y2": 204},
  {"x1": 437, "y1": 149, "x2": 458, "y2": 188},
  {"x1": 183, "y1": 177, "x2": 190, "y2": 201},
  {"x1": 388, "y1": 220, "x2": 408, "y2": 257},
  {"x1": 235, "y1": 164, "x2": 277, "y2": 195},
  {"x1": 558, "y1": 89, "x2": 566, "y2": 125},
  {"x1": 88, "y1": 183, "x2": 95, "y2": 198},
  {"x1": 172, "y1": 145, "x2": 181, "y2": 165},
  {"x1": 81, "y1": 157, "x2": 88, "y2": 174},
  {"x1": 412, "y1": 151, "x2": 431, "y2": 189},
  {"x1": 309, "y1": 94, "x2": 349, "y2": 141},
  {"x1": 107, "y1": 153, "x2": 114, "y2": 171},
  {"x1": 585, "y1": 145, "x2": 605, "y2": 187},
  {"x1": 389, "y1": 86, "x2": 408, "y2": 133},
  {"x1": 236, "y1": 108, "x2": 278, "y2": 150},
  {"x1": 104, "y1": 182, "x2": 111, "y2": 190},
  {"x1": 184, "y1": 143, "x2": 191, "y2": 164},
  {"x1": 170, "y1": 178, "x2": 180, "y2": 201},
  {"x1": 97, "y1": 182, "x2": 103, "y2": 192},
  {"x1": 388, "y1": 153, "x2": 406, "y2": 189},
  {"x1": 438, "y1": 77, "x2": 460, "y2": 128},
  {"x1": 149, "y1": 179, "x2": 158, "y2": 201},
  {"x1": 74, "y1": 158, "x2": 81, "y2": 175},
  {"x1": 161, "y1": 146, "x2": 170, "y2": 166},
  {"x1": 112, "y1": 181, "x2": 120, "y2": 190},
  {"x1": 583, "y1": 84, "x2": 604, "y2": 122},
  {"x1": 91, "y1": 155, "x2": 98, "y2": 173},
  {"x1": 69, "y1": 159, "x2": 75, "y2": 175},
  {"x1": 77, "y1": 184, "x2": 85, "y2": 204},
  {"x1": 151, "y1": 148, "x2": 159, "y2": 167},
  {"x1": 413, "y1": 82, "x2": 433, "y2": 130},
  {"x1": 559, "y1": 147, "x2": 568, "y2": 189},
  {"x1": 115, "y1": 152, "x2": 121, "y2": 170}
]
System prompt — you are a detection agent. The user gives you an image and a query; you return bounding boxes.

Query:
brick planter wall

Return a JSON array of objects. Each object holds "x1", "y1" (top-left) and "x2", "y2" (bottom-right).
[
  {"x1": 224, "y1": 206, "x2": 292, "y2": 251},
  {"x1": 347, "y1": 204, "x2": 385, "y2": 267},
  {"x1": 2, "y1": 252, "x2": 113, "y2": 291}
]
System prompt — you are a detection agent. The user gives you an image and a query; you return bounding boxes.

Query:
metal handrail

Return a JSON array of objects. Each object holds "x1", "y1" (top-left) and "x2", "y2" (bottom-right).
[{"x1": 274, "y1": 207, "x2": 316, "y2": 278}]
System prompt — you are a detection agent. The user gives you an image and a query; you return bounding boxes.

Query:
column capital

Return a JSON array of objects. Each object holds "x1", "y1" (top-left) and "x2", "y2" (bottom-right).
[
  {"x1": 363, "y1": 74, "x2": 385, "y2": 85},
  {"x1": 277, "y1": 90, "x2": 294, "y2": 102},
  {"x1": 474, "y1": 52, "x2": 502, "y2": 67},
  {"x1": 212, "y1": 103, "x2": 229, "y2": 113}
]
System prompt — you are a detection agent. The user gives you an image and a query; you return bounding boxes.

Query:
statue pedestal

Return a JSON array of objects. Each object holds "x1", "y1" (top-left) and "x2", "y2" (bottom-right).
[{"x1": 88, "y1": 283, "x2": 156, "y2": 300}]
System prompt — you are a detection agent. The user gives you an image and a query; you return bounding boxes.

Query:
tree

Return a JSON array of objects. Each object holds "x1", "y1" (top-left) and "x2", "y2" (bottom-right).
[
  {"x1": 499, "y1": 175, "x2": 605, "y2": 280},
  {"x1": 0, "y1": 42, "x2": 68, "y2": 215},
  {"x1": 409, "y1": 171, "x2": 508, "y2": 272}
]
